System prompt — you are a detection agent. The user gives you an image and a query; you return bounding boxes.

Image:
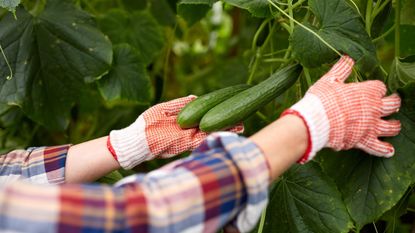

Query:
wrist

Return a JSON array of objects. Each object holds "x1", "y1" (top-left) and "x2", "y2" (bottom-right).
[
  {"x1": 109, "y1": 115, "x2": 152, "y2": 169},
  {"x1": 287, "y1": 94, "x2": 330, "y2": 163}
]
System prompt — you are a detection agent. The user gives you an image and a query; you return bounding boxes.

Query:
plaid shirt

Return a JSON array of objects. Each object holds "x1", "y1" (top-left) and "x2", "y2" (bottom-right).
[{"x1": 0, "y1": 133, "x2": 270, "y2": 233}]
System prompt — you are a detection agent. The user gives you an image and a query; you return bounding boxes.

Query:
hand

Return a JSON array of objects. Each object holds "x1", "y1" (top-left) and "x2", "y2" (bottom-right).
[
  {"x1": 283, "y1": 55, "x2": 401, "y2": 163},
  {"x1": 108, "y1": 96, "x2": 244, "y2": 169}
]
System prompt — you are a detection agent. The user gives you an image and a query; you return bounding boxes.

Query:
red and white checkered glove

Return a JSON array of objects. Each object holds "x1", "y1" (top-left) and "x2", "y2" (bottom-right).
[
  {"x1": 282, "y1": 55, "x2": 401, "y2": 164},
  {"x1": 108, "y1": 96, "x2": 244, "y2": 169}
]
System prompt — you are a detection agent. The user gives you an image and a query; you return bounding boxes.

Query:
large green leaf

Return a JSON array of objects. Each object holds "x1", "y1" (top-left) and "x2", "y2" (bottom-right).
[
  {"x1": 317, "y1": 82, "x2": 415, "y2": 229},
  {"x1": 402, "y1": 0, "x2": 415, "y2": 25},
  {"x1": 98, "y1": 44, "x2": 153, "y2": 103},
  {"x1": 401, "y1": 25, "x2": 415, "y2": 56},
  {"x1": 388, "y1": 55, "x2": 415, "y2": 91},
  {"x1": 150, "y1": 0, "x2": 177, "y2": 27},
  {"x1": 177, "y1": 0, "x2": 215, "y2": 25},
  {"x1": 0, "y1": 0, "x2": 20, "y2": 13},
  {"x1": 222, "y1": 0, "x2": 272, "y2": 18},
  {"x1": 98, "y1": 9, "x2": 164, "y2": 65},
  {"x1": 291, "y1": 0, "x2": 377, "y2": 74},
  {"x1": 0, "y1": 1, "x2": 112, "y2": 130},
  {"x1": 263, "y1": 162, "x2": 352, "y2": 233}
]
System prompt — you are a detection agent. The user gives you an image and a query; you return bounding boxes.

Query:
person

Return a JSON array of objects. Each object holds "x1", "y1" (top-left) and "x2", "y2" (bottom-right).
[{"x1": 0, "y1": 55, "x2": 401, "y2": 232}]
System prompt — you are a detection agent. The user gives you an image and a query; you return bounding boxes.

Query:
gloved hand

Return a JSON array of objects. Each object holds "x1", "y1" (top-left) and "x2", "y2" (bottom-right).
[
  {"x1": 282, "y1": 55, "x2": 401, "y2": 164},
  {"x1": 108, "y1": 96, "x2": 244, "y2": 169}
]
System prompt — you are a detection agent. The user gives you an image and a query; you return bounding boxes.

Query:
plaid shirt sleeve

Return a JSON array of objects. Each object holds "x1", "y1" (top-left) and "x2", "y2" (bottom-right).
[
  {"x1": 0, "y1": 145, "x2": 70, "y2": 185},
  {"x1": 0, "y1": 132, "x2": 270, "y2": 233}
]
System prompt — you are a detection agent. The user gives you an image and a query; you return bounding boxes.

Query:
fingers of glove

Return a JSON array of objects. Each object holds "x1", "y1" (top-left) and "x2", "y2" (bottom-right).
[
  {"x1": 190, "y1": 131, "x2": 209, "y2": 149},
  {"x1": 381, "y1": 93, "x2": 401, "y2": 117},
  {"x1": 321, "y1": 55, "x2": 355, "y2": 83},
  {"x1": 376, "y1": 119, "x2": 401, "y2": 137},
  {"x1": 357, "y1": 80, "x2": 387, "y2": 98},
  {"x1": 356, "y1": 137, "x2": 395, "y2": 158},
  {"x1": 159, "y1": 95, "x2": 197, "y2": 116}
]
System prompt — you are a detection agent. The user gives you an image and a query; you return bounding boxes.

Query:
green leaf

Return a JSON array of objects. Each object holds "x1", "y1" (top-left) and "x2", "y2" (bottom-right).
[
  {"x1": 98, "y1": 9, "x2": 164, "y2": 65},
  {"x1": 0, "y1": 1, "x2": 112, "y2": 130},
  {"x1": 400, "y1": 25, "x2": 415, "y2": 57},
  {"x1": 291, "y1": 0, "x2": 377, "y2": 74},
  {"x1": 401, "y1": 0, "x2": 415, "y2": 25},
  {"x1": 263, "y1": 162, "x2": 352, "y2": 233},
  {"x1": 150, "y1": 0, "x2": 177, "y2": 27},
  {"x1": 98, "y1": 44, "x2": 153, "y2": 103},
  {"x1": 317, "y1": 82, "x2": 415, "y2": 229},
  {"x1": 388, "y1": 55, "x2": 415, "y2": 91},
  {"x1": 0, "y1": 0, "x2": 20, "y2": 14},
  {"x1": 97, "y1": 169, "x2": 124, "y2": 184},
  {"x1": 177, "y1": 0, "x2": 215, "y2": 26},
  {"x1": 222, "y1": 0, "x2": 272, "y2": 18},
  {"x1": 381, "y1": 187, "x2": 412, "y2": 222}
]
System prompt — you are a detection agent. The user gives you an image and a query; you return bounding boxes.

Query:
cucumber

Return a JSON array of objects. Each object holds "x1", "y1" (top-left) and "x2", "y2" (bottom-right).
[
  {"x1": 199, "y1": 64, "x2": 302, "y2": 132},
  {"x1": 177, "y1": 84, "x2": 251, "y2": 128}
]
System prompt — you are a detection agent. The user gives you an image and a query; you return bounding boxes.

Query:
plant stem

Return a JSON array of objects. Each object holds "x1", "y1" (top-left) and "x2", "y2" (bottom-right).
[
  {"x1": 0, "y1": 43, "x2": 13, "y2": 80},
  {"x1": 303, "y1": 67, "x2": 312, "y2": 87},
  {"x1": 348, "y1": 0, "x2": 362, "y2": 17},
  {"x1": 284, "y1": 0, "x2": 307, "y2": 12},
  {"x1": 267, "y1": 0, "x2": 342, "y2": 57},
  {"x1": 252, "y1": 19, "x2": 271, "y2": 51},
  {"x1": 395, "y1": 0, "x2": 401, "y2": 58},
  {"x1": 365, "y1": 0, "x2": 373, "y2": 36},
  {"x1": 263, "y1": 49, "x2": 288, "y2": 57},
  {"x1": 372, "y1": 0, "x2": 392, "y2": 18},
  {"x1": 257, "y1": 207, "x2": 267, "y2": 233},
  {"x1": 256, "y1": 111, "x2": 272, "y2": 124},
  {"x1": 372, "y1": 24, "x2": 395, "y2": 42},
  {"x1": 247, "y1": 20, "x2": 276, "y2": 84},
  {"x1": 263, "y1": 58, "x2": 289, "y2": 63},
  {"x1": 247, "y1": 50, "x2": 260, "y2": 85},
  {"x1": 288, "y1": 0, "x2": 295, "y2": 34},
  {"x1": 372, "y1": 222, "x2": 379, "y2": 233},
  {"x1": 280, "y1": 22, "x2": 292, "y2": 33}
]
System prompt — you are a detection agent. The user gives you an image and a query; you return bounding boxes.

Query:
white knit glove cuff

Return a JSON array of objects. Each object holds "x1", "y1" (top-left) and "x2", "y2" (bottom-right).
[
  {"x1": 109, "y1": 115, "x2": 153, "y2": 169},
  {"x1": 289, "y1": 93, "x2": 330, "y2": 163}
]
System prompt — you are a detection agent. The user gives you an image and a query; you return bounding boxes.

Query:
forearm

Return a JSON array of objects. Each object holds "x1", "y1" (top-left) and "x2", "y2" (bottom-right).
[
  {"x1": 65, "y1": 136, "x2": 120, "y2": 183},
  {"x1": 250, "y1": 115, "x2": 308, "y2": 180}
]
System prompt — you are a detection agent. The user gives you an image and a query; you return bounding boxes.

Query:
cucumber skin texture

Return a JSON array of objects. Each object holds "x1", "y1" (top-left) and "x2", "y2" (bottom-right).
[
  {"x1": 177, "y1": 84, "x2": 251, "y2": 128},
  {"x1": 200, "y1": 64, "x2": 302, "y2": 132}
]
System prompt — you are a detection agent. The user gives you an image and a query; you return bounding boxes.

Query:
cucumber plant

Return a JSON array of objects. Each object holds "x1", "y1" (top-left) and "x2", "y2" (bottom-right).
[{"x1": 1, "y1": 0, "x2": 415, "y2": 232}]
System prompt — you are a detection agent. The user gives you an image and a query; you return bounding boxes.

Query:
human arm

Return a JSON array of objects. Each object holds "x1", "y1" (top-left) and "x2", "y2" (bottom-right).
[
  {"x1": 254, "y1": 55, "x2": 401, "y2": 180},
  {"x1": 0, "y1": 132, "x2": 270, "y2": 233},
  {"x1": 0, "y1": 96, "x2": 243, "y2": 184}
]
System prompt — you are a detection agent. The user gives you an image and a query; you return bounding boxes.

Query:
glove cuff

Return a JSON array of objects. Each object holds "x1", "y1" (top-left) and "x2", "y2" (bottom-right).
[
  {"x1": 285, "y1": 94, "x2": 330, "y2": 163},
  {"x1": 109, "y1": 115, "x2": 153, "y2": 169}
]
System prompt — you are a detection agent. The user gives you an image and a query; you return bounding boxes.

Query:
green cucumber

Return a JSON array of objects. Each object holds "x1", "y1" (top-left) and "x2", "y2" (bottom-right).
[
  {"x1": 177, "y1": 84, "x2": 251, "y2": 128},
  {"x1": 199, "y1": 64, "x2": 302, "y2": 132}
]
